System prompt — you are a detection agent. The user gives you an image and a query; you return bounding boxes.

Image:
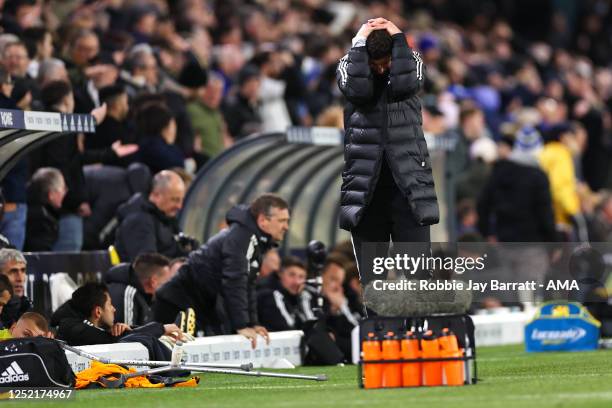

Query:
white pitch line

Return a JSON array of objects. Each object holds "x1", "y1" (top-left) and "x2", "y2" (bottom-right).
[{"x1": 202, "y1": 383, "x2": 346, "y2": 391}]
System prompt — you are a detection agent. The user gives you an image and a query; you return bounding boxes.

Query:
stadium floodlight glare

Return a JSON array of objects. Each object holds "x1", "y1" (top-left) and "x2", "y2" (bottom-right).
[{"x1": 59, "y1": 341, "x2": 328, "y2": 382}]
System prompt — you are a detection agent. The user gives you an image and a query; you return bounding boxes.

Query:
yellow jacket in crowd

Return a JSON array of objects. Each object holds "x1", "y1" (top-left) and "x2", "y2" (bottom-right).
[{"x1": 538, "y1": 141, "x2": 580, "y2": 227}]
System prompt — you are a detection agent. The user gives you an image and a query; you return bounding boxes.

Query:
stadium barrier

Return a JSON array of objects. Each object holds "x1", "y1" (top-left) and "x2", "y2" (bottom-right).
[
  {"x1": 471, "y1": 312, "x2": 530, "y2": 346},
  {"x1": 64, "y1": 331, "x2": 305, "y2": 372}
]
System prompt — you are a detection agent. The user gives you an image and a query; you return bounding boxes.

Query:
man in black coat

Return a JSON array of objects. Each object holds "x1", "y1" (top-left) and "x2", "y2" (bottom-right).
[
  {"x1": 337, "y1": 18, "x2": 439, "y2": 288},
  {"x1": 153, "y1": 194, "x2": 290, "y2": 347},
  {"x1": 85, "y1": 84, "x2": 139, "y2": 167},
  {"x1": 257, "y1": 256, "x2": 316, "y2": 332},
  {"x1": 52, "y1": 282, "x2": 181, "y2": 348},
  {"x1": 104, "y1": 253, "x2": 173, "y2": 327},
  {"x1": 24, "y1": 167, "x2": 66, "y2": 252},
  {"x1": 477, "y1": 128, "x2": 557, "y2": 242},
  {"x1": 114, "y1": 170, "x2": 188, "y2": 262},
  {"x1": 221, "y1": 64, "x2": 262, "y2": 140}
]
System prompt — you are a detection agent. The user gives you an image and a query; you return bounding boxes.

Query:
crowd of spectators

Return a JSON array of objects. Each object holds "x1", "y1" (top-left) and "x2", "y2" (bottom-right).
[{"x1": 0, "y1": 0, "x2": 609, "y2": 355}]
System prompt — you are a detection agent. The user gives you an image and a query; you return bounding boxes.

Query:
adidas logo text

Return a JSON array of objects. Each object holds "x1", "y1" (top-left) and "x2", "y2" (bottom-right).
[{"x1": 0, "y1": 361, "x2": 29, "y2": 383}]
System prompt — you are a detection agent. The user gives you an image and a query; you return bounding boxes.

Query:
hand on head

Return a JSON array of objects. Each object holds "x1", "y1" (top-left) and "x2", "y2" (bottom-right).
[{"x1": 357, "y1": 18, "x2": 402, "y2": 37}]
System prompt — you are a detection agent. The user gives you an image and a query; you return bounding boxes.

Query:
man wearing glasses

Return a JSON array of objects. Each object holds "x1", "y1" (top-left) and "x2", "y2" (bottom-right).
[{"x1": 153, "y1": 193, "x2": 290, "y2": 347}]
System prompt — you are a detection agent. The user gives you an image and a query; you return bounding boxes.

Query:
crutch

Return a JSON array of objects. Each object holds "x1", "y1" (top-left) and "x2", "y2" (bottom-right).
[
  {"x1": 121, "y1": 364, "x2": 327, "y2": 382},
  {"x1": 60, "y1": 341, "x2": 253, "y2": 371},
  {"x1": 60, "y1": 341, "x2": 328, "y2": 381}
]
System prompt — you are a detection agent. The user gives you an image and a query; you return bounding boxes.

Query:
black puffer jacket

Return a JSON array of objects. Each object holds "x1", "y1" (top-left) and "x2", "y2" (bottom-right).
[
  {"x1": 336, "y1": 33, "x2": 439, "y2": 230},
  {"x1": 113, "y1": 193, "x2": 185, "y2": 262},
  {"x1": 156, "y1": 205, "x2": 275, "y2": 332},
  {"x1": 104, "y1": 263, "x2": 153, "y2": 326}
]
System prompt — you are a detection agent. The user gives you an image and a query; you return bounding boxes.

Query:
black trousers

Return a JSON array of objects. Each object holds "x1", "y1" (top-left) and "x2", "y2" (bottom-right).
[
  {"x1": 351, "y1": 157, "x2": 431, "y2": 288},
  {"x1": 152, "y1": 292, "x2": 225, "y2": 336}
]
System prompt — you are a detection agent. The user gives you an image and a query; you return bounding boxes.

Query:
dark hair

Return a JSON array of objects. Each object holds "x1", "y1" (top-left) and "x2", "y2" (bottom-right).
[
  {"x1": 323, "y1": 252, "x2": 350, "y2": 272},
  {"x1": 178, "y1": 59, "x2": 208, "y2": 89},
  {"x1": 250, "y1": 51, "x2": 273, "y2": 69},
  {"x1": 21, "y1": 27, "x2": 49, "y2": 59},
  {"x1": 0, "y1": 274, "x2": 12, "y2": 296},
  {"x1": 70, "y1": 28, "x2": 98, "y2": 48},
  {"x1": 98, "y1": 84, "x2": 127, "y2": 106},
  {"x1": 71, "y1": 283, "x2": 109, "y2": 318},
  {"x1": 366, "y1": 30, "x2": 392, "y2": 60},
  {"x1": 136, "y1": 102, "x2": 174, "y2": 137},
  {"x1": 281, "y1": 256, "x2": 306, "y2": 272},
  {"x1": 133, "y1": 252, "x2": 170, "y2": 282},
  {"x1": 344, "y1": 261, "x2": 359, "y2": 282},
  {"x1": 459, "y1": 106, "x2": 482, "y2": 124},
  {"x1": 237, "y1": 64, "x2": 260, "y2": 87},
  {"x1": 249, "y1": 193, "x2": 289, "y2": 218},
  {"x1": 19, "y1": 312, "x2": 49, "y2": 333},
  {"x1": 40, "y1": 80, "x2": 72, "y2": 109}
]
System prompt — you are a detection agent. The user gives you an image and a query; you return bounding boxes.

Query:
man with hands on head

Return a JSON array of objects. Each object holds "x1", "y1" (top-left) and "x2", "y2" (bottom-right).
[{"x1": 337, "y1": 18, "x2": 438, "y2": 291}]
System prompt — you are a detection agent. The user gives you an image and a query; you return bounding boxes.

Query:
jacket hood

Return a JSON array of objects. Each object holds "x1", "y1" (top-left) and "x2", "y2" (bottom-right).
[
  {"x1": 50, "y1": 299, "x2": 83, "y2": 327},
  {"x1": 126, "y1": 163, "x2": 152, "y2": 196},
  {"x1": 104, "y1": 263, "x2": 130, "y2": 285},
  {"x1": 225, "y1": 204, "x2": 274, "y2": 246},
  {"x1": 116, "y1": 193, "x2": 151, "y2": 220},
  {"x1": 104, "y1": 262, "x2": 142, "y2": 287}
]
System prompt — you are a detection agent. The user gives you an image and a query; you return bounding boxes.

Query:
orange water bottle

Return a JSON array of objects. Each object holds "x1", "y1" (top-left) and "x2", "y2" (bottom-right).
[
  {"x1": 439, "y1": 328, "x2": 464, "y2": 386},
  {"x1": 362, "y1": 332, "x2": 382, "y2": 389},
  {"x1": 381, "y1": 331, "x2": 402, "y2": 388},
  {"x1": 421, "y1": 330, "x2": 442, "y2": 386},
  {"x1": 400, "y1": 331, "x2": 422, "y2": 387}
]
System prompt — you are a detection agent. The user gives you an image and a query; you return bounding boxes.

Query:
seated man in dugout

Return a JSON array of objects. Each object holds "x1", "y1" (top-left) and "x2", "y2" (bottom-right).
[{"x1": 52, "y1": 282, "x2": 182, "y2": 348}]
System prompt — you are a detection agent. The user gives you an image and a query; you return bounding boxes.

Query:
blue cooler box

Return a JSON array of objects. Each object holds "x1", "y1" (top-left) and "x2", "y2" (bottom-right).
[{"x1": 525, "y1": 302, "x2": 600, "y2": 352}]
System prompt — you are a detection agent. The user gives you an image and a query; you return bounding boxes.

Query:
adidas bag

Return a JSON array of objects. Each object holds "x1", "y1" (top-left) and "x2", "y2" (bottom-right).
[{"x1": 0, "y1": 338, "x2": 74, "y2": 387}]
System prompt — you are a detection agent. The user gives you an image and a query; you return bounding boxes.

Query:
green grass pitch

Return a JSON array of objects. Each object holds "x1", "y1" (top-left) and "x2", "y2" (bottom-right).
[{"x1": 5, "y1": 345, "x2": 612, "y2": 408}]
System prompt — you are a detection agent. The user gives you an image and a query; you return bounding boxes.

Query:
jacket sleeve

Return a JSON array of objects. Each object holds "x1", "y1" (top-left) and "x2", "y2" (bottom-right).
[
  {"x1": 257, "y1": 290, "x2": 293, "y2": 332},
  {"x1": 57, "y1": 319, "x2": 117, "y2": 346},
  {"x1": 549, "y1": 150, "x2": 580, "y2": 218},
  {"x1": 248, "y1": 280, "x2": 259, "y2": 327},
  {"x1": 117, "y1": 214, "x2": 157, "y2": 261},
  {"x1": 477, "y1": 175, "x2": 494, "y2": 238},
  {"x1": 535, "y1": 171, "x2": 558, "y2": 242},
  {"x1": 127, "y1": 322, "x2": 164, "y2": 338},
  {"x1": 220, "y1": 229, "x2": 252, "y2": 331},
  {"x1": 388, "y1": 33, "x2": 424, "y2": 101},
  {"x1": 336, "y1": 47, "x2": 374, "y2": 106},
  {"x1": 82, "y1": 147, "x2": 118, "y2": 165}
]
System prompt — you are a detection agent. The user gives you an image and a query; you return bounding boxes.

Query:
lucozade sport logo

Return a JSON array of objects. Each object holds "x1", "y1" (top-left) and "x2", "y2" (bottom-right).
[
  {"x1": 0, "y1": 361, "x2": 29, "y2": 383},
  {"x1": 530, "y1": 327, "x2": 587, "y2": 343}
]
